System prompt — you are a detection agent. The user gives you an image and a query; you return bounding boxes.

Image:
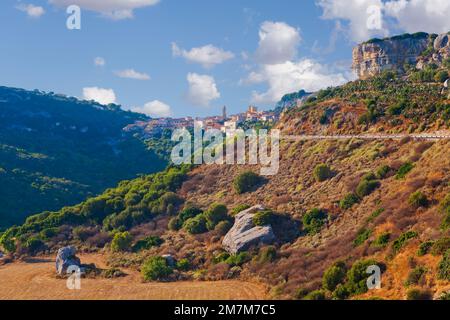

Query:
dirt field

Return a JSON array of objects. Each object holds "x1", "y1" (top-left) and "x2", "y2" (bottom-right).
[{"x1": 0, "y1": 254, "x2": 267, "y2": 300}]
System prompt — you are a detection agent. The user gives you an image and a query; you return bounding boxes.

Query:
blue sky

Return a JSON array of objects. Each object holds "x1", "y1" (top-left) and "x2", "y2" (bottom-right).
[{"x1": 1, "y1": 0, "x2": 450, "y2": 118}]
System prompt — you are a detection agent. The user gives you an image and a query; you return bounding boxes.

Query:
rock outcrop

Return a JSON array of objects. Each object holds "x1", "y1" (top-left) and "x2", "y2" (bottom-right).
[
  {"x1": 222, "y1": 205, "x2": 275, "y2": 254},
  {"x1": 353, "y1": 32, "x2": 450, "y2": 79},
  {"x1": 55, "y1": 246, "x2": 81, "y2": 276}
]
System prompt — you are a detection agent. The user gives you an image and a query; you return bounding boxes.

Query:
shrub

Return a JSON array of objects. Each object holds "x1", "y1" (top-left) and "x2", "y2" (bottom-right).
[
  {"x1": 257, "y1": 246, "x2": 277, "y2": 263},
  {"x1": 0, "y1": 234, "x2": 16, "y2": 253},
  {"x1": 294, "y1": 288, "x2": 308, "y2": 300},
  {"x1": 339, "y1": 193, "x2": 360, "y2": 210},
  {"x1": 178, "y1": 206, "x2": 203, "y2": 224},
  {"x1": 408, "y1": 191, "x2": 429, "y2": 208},
  {"x1": 133, "y1": 236, "x2": 163, "y2": 252},
  {"x1": 176, "y1": 258, "x2": 191, "y2": 271},
  {"x1": 253, "y1": 210, "x2": 274, "y2": 226},
  {"x1": 302, "y1": 208, "x2": 327, "y2": 235},
  {"x1": 434, "y1": 70, "x2": 449, "y2": 83},
  {"x1": 392, "y1": 231, "x2": 418, "y2": 254},
  {"x1": 322, "y1": 261, "x2": 346, "y2": 291},
  {"x1": 431, "y1": 237, "x2": 450, "y2": 255},
  {"x1": 183, "y1": 215, "x2": 207, "y2": 234},
  {"x1": 168, "y1": 217, "x2": 181, "y2": 231},
  {"x1": 376, "y1": 165, "x2": 391, "y2": 179},
  {"x1": 353, "y1": 228, "x2": 372, "y2": 247},
  {"x1": 225, "y1": 252, "x2": 250, "y2": 267},
  {"x1": 332, "y1": 284, "x2": 350, "y2": 300},
  {"x1": 72, "y1": 226, "x2": 96, "y2": 241},
  {"x1": 111, "y1": 231, "x2": 132, "y2": 252},
  {"x1": 141, "y1": 256, "x2": 173, "y2": 281},
  {"x1": 215, "y1": 220, "x2": 232, "y2": 236},
  {"x1": 417, "y1": 241, "x2": 434, "y2": 256},
  {"x1": 406, "y1": 288, "x2": 432, "y2": 300},
  {"x1": 231, "y1": 204, "x2": 250, "y2": 216},
  {"x1": 102, "y1": 268, "x2": 125, "y2": 279},
  {"x1": 303, "y1": 290, "x2": 326, "y2": 300},
  {"x1": 204, "y1": 203, "x2": 228, "y2": 230},
  {"x1": 233, "y1": 171, "x2": 262, "y2": 194},
  {"x1": 438, "y1": 250, "x2": 450, "y2": 281},
  {"x1": 440, "y1": 194, "x2": 450, "y2": 215},
  {"x1": 313, "y1": 164, "x2": 332, "y2": 182},
  {"x1": 23, "y1": 237, "x2": 44, "y2": 255},
  {"x1": 372, "y1": 232, "x2": 390, "y2": 248},
  {"x1": 395, "y1": 162, "x2": 414, "y2": 179},
  {"x1": 405, "y1": 266, "x2": 427, "y2": 286},
  {"x1": 39, "y1": 227, "x2": 58, "y2": 240},
  {"x1": 366, "y1": 208, "x2": 384, "y2": 223},
  {"x1": 356, "y1": 179, "x2": 380, "y2": 198},
  {"x1": 346, "y1": 259, "x2": 378, "y2": 296}
]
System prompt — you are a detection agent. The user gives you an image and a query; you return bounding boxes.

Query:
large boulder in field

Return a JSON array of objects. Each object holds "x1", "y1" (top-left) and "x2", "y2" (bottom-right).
[
  {"x1": 222, "y1": 205, "x2": 275, "y2": 254},
  {"x1": 55, "y1": 246, "x2": 81, "y2": 276}
]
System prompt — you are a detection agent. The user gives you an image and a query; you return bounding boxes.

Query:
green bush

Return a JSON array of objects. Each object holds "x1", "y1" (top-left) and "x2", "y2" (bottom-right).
[
  {"x1": 303, "y1": 290, "x2": 326, "y2": 300},
  {"x1": 339, "y1": 193, "x2": 360, "y2": 210},
  {"x1": 392, "y1": 231, "x2": 418, "y2": 254},
  {"x1": 356, "y1": 179, "x2": 380, "y2": 198},
  {"x1": 434, "y1": 70, "x2": 449, "y2": 83},
  {"x1": 231, "y1": 204, "x2": 250, "y2": 216},
  {"x1": 376, "y1": 165, "x2": 391, "y2": 179},
  {"x1": 225, "y1": 252, "x2": 250, "y2": 267},
  {"x1": 204, "y1": 203, "x2": 228, "y2": 230},
  {"x1": 176, "y1": 258, "x2": 191, "y2": 271},
  {"x1": 406, "y1": 288, "x2": 432, "y2": 300},
  {"x1": 111, "y1": 231, "x2": 132, "y2": 252},
  {"x1": 438, "y1": 250, "x2": 450, "y2": 281},
  {"x1": 408, "y1": 191, "x2": 429, "y2": 208},
  {"x1": 257, "y1": 246, "x2": 277, "y2": 263},
  {"x1": 395, "y1": 162, "x2": 414, "y2": 179},
  {"x1": 313, "y1": 164, "x2": 332, "y2": 182},
  {"x1": 302, "y1": 208, "x2": 327, "y2": 235},
  {"x1": 23, "y1": 237, "x2": 44, "y2": 255},
  {"x1": 215, "y1": 220, "x2": 232, "y2": 236},
  {"x1": 322, "y1": 261, "x2": 346, "y2": 291},
  {"x1": 417, "y1": 241, "x2": 434, "y2": 256},
  {"x1": 372, "y1": 232, "x2": 390, "y2": 248},
  {"x1": 39, "y1": 227, "x2": 58, "y2": 240},
  {"x1": 353, "y1": 228, "x2": 372, "y2": 247},
  {"x1": 233, "y1": 171, "x2": 262, "y2": 194},
  {"x1": 183, "y1": 215, "x2": 207, "y2": 234},
  {"x1": 366, "y1": 208, "x2": 384, "y2": 223},
  {"x1": 178, "y1": 206, "x2": 203, "y2": 224},
  {"x1": 346, "y1": 259, "x2": 378, "y2": 295},
  {"x1": 253, "y1": 210, "x2": 274, "y2": 226},
  {"x1": 133, "y1": 235, "x2": 163, "y2": 252},
  {"x1": 405, "y1": 266, "x2": 426, "y2": 286},
  {"x1": 332, "y1": 284, "x2": 350, "y2": 300},
  {"x1": 440, "y1": 194, "x2": 450, "y2": 215},
  {"x1": 431, "y1": 237, "x2": 450, "y2": 255},
  {"x1": 168, "y1": 217, "x2": 181, "y2": 231},
  {"x1": 141, "y1": 256, "x2": 173, "y2": 281}
]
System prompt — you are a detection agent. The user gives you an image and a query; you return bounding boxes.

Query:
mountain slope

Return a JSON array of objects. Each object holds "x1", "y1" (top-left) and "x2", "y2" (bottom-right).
[{"x1": 0, "y1": 86, "x2": 166, "y2": 229}]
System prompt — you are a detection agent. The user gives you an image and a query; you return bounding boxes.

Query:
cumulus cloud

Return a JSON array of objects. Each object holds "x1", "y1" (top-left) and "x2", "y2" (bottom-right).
[
  {"x1": 130, "y1": 100, "x2": 172, "y2": 117},
  {"x1": 255, "y1": 21, "x2": 301, "y2": 64},
  {"x1": 317, "y1": 0, "x2": 387, "y2": 42},
  {"x1": 94, "y1": 57, "x2": 105, "y2": 67},
  {"x1": 316, "y1": 0, "x2": 450, "y2": 42},
  {"x1": 49, "y1": 0, "x2": 160, "y2": 20},
  {"x1": 172, "y1": 43, "x2": 234, "y2": 68},
  {"x1": 114, "y1": 69, "x2": 150, "y2": 80},
  {"x1": 186, "y1": 73, "x2": 220, "y2": 107},
  {"x1": 244, "y1": 60, "x2": 349, "y2": 104},
  {"x1": 16, "y1": 3, "x2": 45, "y2": 18},
  {"x1": 384, "y1": 0, "x2": 450, "y2": 34},
  {"x1": 82, "y1": 87, "x2": 117, "y2": 105}
]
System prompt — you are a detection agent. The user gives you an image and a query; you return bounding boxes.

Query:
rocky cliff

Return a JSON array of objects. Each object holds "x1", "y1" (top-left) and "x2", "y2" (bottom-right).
[{"x1": 353, "y1": 32, "x2": 450, "y2": 79}]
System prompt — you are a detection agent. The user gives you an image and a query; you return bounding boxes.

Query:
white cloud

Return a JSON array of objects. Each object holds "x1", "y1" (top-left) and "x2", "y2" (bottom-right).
[
  {"x1": 115, "y1": 69, "x2": 150, "y2": 80},
  {"x1": 317, "y1": 0, "x2": 387, "y2": 42},
  {"x1": 245, "y1": 60, "x2": 349, "y2": 104},
  {"x1": 49, "y1": 0, "x2": 160, "y2": 20},
  {"x1": 255, "y1": 21, "x2": 301, "y2": 64},
  {"x1": 94, "y1": 57, "x2": 105, "y2": 67},
  {"x1": 172, "y1": 43, "x2": 234, "y2": 68},
  {"x1": 384, "y1": 0, "x2": 450, "y2": 34},
  {"x1": 186, "y1": 73, "x2": 220, "y2": 107},
  {"x1": 16, "y1": 4, "x2": 45, "y2": 18},
  {"x1": 316, "y1": 0, "x2": 450, "y2": 43},
  {"x1": 82, "y1": 87, "x2": 117, "y2": 105},
  {"x1": 130, "y1": 100, "x2": 172, "y2": 117}
]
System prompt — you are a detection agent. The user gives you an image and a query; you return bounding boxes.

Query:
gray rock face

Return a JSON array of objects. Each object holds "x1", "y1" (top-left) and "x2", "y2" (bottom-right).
[
  {"x1": 55, "y1": 246, "x2": 81, "y2": 276},
  {"x1": 222, "y1": 205, "x2": 275, "y2": 254}
]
